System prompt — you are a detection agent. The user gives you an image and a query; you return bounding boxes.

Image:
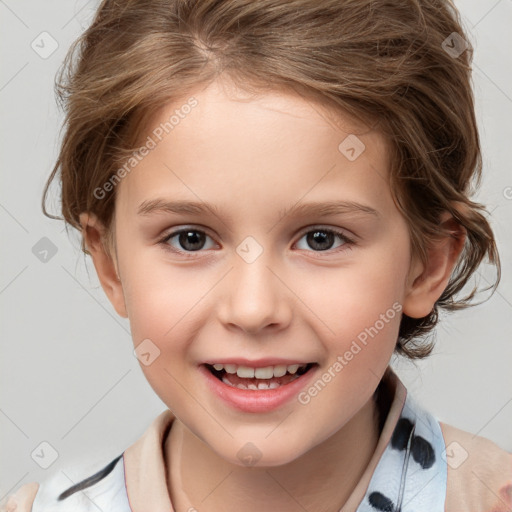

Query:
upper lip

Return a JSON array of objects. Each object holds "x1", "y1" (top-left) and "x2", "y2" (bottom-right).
[{"x1": 202, "y1": 358, "x2": 315, "y2": 368}]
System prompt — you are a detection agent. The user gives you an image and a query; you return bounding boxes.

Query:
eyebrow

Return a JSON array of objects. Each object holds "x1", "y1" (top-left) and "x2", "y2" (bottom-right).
[{"x1": 137, "y1": 198, "x2": 379, "y2": 220}]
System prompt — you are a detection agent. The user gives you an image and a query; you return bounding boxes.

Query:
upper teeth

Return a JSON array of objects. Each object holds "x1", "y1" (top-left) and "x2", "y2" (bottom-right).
[{"x1": 211, "y1": 363, "x2": 307, "y2": 379}]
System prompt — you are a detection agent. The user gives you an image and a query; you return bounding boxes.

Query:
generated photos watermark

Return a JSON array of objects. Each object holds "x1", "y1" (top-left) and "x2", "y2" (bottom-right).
[
  {"x1": 298, "y1": 301, "x2": 403, "y2": 405},
  {"x1": 93, "y1": 97, "x2": 198, "y2": 200}
]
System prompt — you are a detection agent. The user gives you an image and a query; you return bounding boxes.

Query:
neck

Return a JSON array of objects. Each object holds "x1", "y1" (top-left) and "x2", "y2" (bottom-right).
[{"x1": 164, "y1": 394, "x2": 382, "y2": 512}]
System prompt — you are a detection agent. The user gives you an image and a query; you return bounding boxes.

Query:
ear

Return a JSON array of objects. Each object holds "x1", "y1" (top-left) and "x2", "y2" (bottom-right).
[
  {"x1": 79, "y1": 212, "x2": 128, "y2": 318},
  {"x1": 402, "y1": 212, "x2": 466, "y2": 318}
]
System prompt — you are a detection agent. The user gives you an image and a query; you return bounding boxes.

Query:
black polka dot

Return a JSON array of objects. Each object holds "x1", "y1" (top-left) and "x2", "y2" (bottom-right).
[
  {"x1": 391, "y1": 417, "x2": 414, "y2": 451},
  {"x1": 411, "y1": 435, "x2": 435, "y2": 469},
  {"x1": 368, "y1": 491, "x2": 396, "y2": 512}
]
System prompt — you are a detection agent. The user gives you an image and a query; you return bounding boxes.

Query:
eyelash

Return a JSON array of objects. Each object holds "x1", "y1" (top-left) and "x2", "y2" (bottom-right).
[{"x1": 157, "y1": 226, "x2": 356, "y2": 258}]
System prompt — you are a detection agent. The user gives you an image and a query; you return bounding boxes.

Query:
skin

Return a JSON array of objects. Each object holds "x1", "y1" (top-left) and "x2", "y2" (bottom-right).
[{"x1": 80, "y1": 77, "x2": 465, "y2": 512}]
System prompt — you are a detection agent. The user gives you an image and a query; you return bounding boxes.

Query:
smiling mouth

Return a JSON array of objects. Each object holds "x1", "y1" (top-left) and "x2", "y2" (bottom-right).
[{"x1": 204, "y1": 362, "x2": 317, "y2": 390}]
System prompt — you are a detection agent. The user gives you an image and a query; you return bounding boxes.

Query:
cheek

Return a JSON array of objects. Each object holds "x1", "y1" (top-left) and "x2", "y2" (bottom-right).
[
  {"x1": 300, "y1": 252, "x2": 407, "y2": 336},
  {"x1": 290, "y1": 245, "x2": 409, "y2": 394},
  {"x1": 121, "y1": 251, "x2": 206, "y2": 342}
]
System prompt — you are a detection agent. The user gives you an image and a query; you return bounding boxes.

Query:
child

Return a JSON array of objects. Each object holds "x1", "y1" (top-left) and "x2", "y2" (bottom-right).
[{"x1": 3, "y1": 0, "x2": 511, "y2": 510}]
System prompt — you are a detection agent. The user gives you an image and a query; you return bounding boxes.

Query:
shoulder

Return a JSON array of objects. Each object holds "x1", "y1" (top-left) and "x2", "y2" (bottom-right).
[
  {"x1": 440, "y1": 421, "x2": 512, "y2": 512},
  {"x1": 0, "y1": 482, "x2": 39, "y2": 512},
  {"x1": 0, "y1": 454, "x2": 129, "y2": 512}
]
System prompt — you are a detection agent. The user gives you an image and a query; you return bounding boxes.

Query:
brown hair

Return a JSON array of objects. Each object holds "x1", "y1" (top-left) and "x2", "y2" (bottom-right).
[{"x1": 42, "y1": 0, "x2": 500, "y2": 358}]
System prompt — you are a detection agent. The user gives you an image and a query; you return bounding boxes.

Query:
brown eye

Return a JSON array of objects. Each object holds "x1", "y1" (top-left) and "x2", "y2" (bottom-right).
[
  {"x1": 295, "y1": 228, "x2": 353, "y2": 252},
  {"x1": 161, "y1": 229, "x2": 216, "y2": 252},
  {"x1": 306, "y1": 230, "x2": 336, "y2": 251}
]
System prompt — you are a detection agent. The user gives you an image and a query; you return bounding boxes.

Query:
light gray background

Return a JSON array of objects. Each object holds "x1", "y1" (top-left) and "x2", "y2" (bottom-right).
[{"x1": 1, "y1": 0, "x2": 511, "y2": 501}]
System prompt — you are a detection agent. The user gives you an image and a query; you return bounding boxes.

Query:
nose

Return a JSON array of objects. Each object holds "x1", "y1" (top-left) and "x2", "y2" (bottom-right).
[{"x1": 216, "y1": 248, "x2": 293, "y2": 335}]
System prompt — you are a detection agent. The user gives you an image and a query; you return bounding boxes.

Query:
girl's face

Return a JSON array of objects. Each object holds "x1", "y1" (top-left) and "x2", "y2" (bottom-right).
[{"x1": 108, "y1": 79, "x2": 421, "y2": 466}]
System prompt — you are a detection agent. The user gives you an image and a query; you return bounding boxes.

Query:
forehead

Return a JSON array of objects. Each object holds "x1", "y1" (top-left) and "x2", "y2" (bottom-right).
[{"x1": 115, "y1": 79, "x2": 394, "y2": 222}]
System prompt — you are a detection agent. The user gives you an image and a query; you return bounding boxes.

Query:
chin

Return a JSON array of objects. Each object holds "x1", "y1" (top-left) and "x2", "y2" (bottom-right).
[{"x1": 216, "y1": 438, "x2": 311, "y2": 469}]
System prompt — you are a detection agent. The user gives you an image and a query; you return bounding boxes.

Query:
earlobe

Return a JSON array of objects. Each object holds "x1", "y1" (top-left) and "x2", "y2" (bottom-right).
[
  {"x1": 78, "y1": 212, "x2": 128, "y2": 318},
  {"x1": 402, "y1": 212, "x2": 466, "y2": 319}
]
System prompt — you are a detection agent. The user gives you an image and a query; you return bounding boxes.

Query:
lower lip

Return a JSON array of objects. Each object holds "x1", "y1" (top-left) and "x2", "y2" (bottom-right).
[{"x1": 199, "y1": 364, "x2": 319, "y2": 413}]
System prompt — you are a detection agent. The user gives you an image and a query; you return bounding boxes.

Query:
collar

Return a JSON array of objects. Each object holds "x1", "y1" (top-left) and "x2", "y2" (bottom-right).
[{"x1": 122, "y1": 366, "x2": 446, "y2": 512}]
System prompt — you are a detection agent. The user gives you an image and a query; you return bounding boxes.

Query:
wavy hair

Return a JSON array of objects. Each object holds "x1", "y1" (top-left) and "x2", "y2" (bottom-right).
[{"x1": 42, "y1": 0, "x2": 501, "y2": 358}]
